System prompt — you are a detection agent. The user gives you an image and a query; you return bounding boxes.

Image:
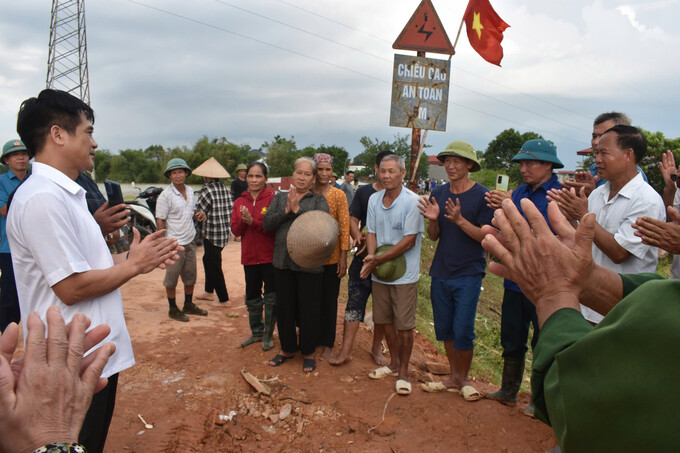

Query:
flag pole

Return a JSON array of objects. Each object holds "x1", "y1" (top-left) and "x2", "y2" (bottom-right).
[{"x1": 452, "y1": 16, "x2": 466, "y2": 53}]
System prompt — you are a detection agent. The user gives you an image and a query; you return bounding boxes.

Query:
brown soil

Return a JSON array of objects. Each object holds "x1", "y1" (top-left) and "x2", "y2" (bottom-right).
[{"x1": 106, "y1": 242, "x2": 555, "y2": 452}]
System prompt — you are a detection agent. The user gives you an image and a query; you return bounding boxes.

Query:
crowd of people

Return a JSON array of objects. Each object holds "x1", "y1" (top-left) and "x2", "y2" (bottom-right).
[{"x1": 0, "y1": 89, "x2": 678, "y2": 453}]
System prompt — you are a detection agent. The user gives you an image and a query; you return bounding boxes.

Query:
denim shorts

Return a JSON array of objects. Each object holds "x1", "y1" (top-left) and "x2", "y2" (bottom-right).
[{"x1": 430, "y1": 275, "x2": 483, "y2": 350}]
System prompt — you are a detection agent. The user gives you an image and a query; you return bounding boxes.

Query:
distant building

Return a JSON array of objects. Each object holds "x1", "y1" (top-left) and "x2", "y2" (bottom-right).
[{"x1": 427, "y1": 155, "x2": 447, "y2": 180}]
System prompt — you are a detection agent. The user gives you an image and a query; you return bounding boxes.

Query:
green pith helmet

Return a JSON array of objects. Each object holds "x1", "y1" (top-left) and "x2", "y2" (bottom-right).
[
  {"x1": 2, "y1": 139, "x2": 28, "y2": 162},
  {"x1": 235, "y1": 163, "x2": 247, "y2": 172},
  {"x1": 437, "y1": 141, "x2": 481, "y2": 172},
  {"x1": 511, "y1": 139, "x2": 563, "y2": 169},
  {"x1": 164, "y1": 158, "x2": 192, "y2": 178}
]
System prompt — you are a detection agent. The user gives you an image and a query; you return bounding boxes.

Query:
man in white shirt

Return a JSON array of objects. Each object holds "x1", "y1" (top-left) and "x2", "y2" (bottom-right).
[
  {"x1": 548, "y1": 125, "x2": 665, "y2": 323},
  {"x1": 8, "y1": 89, "x2": 181, "y2": 453},
  {"x1": 155, "y1": 158, "x2": 208, "y2": 322}
]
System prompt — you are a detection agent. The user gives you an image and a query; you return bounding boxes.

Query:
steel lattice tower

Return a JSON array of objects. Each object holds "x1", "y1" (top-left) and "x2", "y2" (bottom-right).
[{"x1": 46, "y1": 0, "x2": 90, "y2": 104}]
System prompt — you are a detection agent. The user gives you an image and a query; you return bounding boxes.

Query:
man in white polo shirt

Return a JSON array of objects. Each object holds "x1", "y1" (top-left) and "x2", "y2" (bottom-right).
[
  {"x1": 8, "y1": 89, "x2": 181, "y2": 453},
  {"x1": 156, "y1": 158, "x2": 208, "y2": 322},
  {"x1": 548, "y1": 125, "x2": 665, "y2": 323}
]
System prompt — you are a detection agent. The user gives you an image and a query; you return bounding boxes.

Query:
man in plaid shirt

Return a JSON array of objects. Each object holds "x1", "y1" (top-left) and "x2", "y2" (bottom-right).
[{"x1": 195, "y1": 163, "x2": 234, "y2": 304}]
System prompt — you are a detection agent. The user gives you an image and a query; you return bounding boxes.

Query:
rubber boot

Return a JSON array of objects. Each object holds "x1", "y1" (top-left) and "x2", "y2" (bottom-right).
[
  {"x1": 261, "y1": 292, "x2": 277, "y2": 351},
  {"x1": 241, "y1": 297, "x2": 264, "y2": 347},
  {"x1": 485, "y1": 357, "x2": 523, "y2": 406}
]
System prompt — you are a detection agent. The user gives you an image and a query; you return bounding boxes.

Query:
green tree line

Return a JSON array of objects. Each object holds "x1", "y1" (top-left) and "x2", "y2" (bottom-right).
[{"x1": 92, "y1": 133, "x2": 429, "y2": 184}]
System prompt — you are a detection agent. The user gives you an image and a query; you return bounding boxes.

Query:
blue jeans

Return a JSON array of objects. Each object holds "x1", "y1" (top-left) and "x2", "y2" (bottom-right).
[{"x1": 430, "y1": 276, "x2": 483, "y2": 350}]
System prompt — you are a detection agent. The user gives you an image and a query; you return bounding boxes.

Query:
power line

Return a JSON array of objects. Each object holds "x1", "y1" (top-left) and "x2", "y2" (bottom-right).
[
  {"x1": 123, "y1": 0, "x2": 587, "y2": 144},
  {"x1": 276, "y1": 0, "x2": 595, "y2": 122},
  {"x1": 212, "y1": 0, "x2": 589, "y2": 134},
  {"x1": 212, "y1": 0, "x2": 391, "y2": 63},
  {"x1": 276, "y1": 0, "x2": 392, "y2": 44},
  {"x1": 125, "y1": 0, "x2": 387, "y2": 83}
]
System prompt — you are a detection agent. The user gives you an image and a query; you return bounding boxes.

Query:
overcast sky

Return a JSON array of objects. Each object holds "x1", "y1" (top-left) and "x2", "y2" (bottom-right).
[{"x1": 1, "y1": 0, "x2": 679, "y2": 170}]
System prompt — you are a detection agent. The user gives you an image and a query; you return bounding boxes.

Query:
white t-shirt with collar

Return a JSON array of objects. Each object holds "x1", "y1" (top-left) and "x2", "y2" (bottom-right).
[
  {"x1": 581, "y1": 172, "x2": 665, "y2": 323},
  {"x1": 155, "y1": 183, "x2": 196, "y2": 246},
  {"x1": 7, "y1": 162, "x2": 134, "y2": 378}
]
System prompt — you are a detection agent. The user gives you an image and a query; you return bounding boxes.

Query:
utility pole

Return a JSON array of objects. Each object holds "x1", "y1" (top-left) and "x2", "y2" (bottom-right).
[{"x1": 46, "y1": 0, "x2": 90, "y2": 105}]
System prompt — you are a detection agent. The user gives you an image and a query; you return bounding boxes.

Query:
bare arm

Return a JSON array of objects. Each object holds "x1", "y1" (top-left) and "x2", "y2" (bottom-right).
[
  {"x1": 444, "y1": 198, "x2": 484, "y2": 243},
  {"x1": 360, "y1": 233, "x2": 417, "y2": 279}
]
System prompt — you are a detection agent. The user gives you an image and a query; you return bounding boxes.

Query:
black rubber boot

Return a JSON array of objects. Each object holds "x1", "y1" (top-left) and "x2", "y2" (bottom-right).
[
  {"x1": 261, "y1": 292, "x2": 277, "y2": 351},
  {"x1": 485, "y1": 357, "x2": 523, "y2": 406},
  {"x1": 241, "y1": 298, "x2": 264, "y2": 347}
]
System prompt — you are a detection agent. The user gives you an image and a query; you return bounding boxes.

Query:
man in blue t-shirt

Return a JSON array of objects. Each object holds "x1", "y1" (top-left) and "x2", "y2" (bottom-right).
[
  {"x1": 361, "y1": 154, "x2": 424, "y2": 396},
  {"x1": 484, "y1": 139, "x2": 564, "y2": 411},
  {"x1": 0, "y1": 139, "x2": 30, "y2": 331},
  {"x1": 418, "y1": 141, "x2": 493, "y2": 401}
]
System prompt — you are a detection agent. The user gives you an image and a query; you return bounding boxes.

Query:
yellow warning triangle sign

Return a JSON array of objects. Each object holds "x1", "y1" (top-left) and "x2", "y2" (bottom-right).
[{"x1": 393, "y1": 0, "x2": 455, "y2": 55}]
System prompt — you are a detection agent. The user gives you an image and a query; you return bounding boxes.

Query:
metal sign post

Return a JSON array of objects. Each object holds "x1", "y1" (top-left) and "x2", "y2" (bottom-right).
[{"x1": 391, "y1": 0, "x2": 454, "y2": 191}]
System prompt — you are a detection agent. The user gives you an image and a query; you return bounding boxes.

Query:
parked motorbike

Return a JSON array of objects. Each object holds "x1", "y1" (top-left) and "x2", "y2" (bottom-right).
[{"x1": 119, "y1": 185, "x2": 163, "y2": 250}]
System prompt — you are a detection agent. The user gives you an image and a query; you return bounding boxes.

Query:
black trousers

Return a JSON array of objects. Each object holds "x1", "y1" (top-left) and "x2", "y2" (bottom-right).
[
  {"x1": 0, "y1": 253, "x2": 20, "y2": 332},
  {"x1": 318, "y1": 263, "x2": 341, "y2": 348},
  {"x1": 79, "y1": 373, "x2": 119, "y2": 453},
  {"x1": 202, "y1": 238, "x2": 229, "y2": 302},
  {"x1": 244, "y1": 263, "x2": 275, "y2": 300},
  {"x1": 274, "y1": 268, "x2": 322, "y2": 356},
  {"x1": 500, "y1": 289, "x2": 540, "y2": 360}
]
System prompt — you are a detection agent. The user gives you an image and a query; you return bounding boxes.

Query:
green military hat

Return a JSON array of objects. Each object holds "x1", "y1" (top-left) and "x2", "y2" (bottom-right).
[{"x1": 437, "y1": 141, "x2": 481, "y2": 172}]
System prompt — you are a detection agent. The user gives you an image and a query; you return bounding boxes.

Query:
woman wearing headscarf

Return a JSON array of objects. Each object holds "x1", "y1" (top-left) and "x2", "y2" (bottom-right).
[
  {"x1": 312, "y1": 153, "x2": 351, "y2": 360},
  {"x1": 263, "y1": 158, "x2": 329, "y2": 373},
  {"x1": 231, "y1": 162, "x2": 276, "y2": 350}
]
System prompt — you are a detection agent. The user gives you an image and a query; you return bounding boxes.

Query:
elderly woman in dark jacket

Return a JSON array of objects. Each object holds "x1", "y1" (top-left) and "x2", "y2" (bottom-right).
[{"x1": 263, "y1": 157, "x2": 329, "y2": 373}]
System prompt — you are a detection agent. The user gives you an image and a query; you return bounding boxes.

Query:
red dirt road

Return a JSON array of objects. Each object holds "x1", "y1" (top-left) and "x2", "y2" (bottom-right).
[{"x1": 106, "y1": 241, "x2": 555, "y2": 452}]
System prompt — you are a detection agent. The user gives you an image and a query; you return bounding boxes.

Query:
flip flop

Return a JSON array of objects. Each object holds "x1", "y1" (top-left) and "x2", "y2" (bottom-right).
[
  {"x1": 420, "y1": 381, "x2": 461, "y2": 394},
  {"x1": 268, "y1": 354, "x2": 292, "y2": 367},
  {"x1": 461, "y1": 385, "x2": 483, "y2": 402},
  {"x1": 396, "y1": 379, "x2": 412, "y2": 395},
  {"x1": 302, "y1": 358, "x2": 316, "y2": 373},
  {"x1": 368, "y1": 366, "x2": 398, "y2": 380}
]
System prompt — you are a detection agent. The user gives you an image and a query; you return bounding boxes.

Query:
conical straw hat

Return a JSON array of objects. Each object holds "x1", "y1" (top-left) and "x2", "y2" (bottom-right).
[
  {"x1": 287, "y1": 210, "x2": 339, "y2": 269},
  {"x1": 193, "y1": 157, "x2": 230, "y2": 178}
]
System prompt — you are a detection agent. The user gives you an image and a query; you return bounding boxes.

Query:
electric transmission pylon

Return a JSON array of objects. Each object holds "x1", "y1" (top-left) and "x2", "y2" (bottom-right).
[{"x1": 46, "y1": 0, "x2": 90, "y2": 105}]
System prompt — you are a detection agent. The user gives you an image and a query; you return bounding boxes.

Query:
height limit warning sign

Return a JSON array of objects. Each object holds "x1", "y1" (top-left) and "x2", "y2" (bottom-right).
[{"x1": 389, "y1": 54, "x2": 450, "y2": 131}]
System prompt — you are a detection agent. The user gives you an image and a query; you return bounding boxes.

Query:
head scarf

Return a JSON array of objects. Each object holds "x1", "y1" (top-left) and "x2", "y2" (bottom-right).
[{"x1": 313, "y1": 153, "x2": 334, "y2": 167}]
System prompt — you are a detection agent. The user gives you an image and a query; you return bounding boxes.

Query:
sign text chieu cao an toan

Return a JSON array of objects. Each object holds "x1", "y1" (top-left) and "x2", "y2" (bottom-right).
[{"x1": 390, "y1": 54, "x2": 450, "y2": 131}]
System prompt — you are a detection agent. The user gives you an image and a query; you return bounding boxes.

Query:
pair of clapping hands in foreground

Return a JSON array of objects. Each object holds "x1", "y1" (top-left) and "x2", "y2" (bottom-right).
[
  {"x1": 481, "y1": 197, "x2": 679, "y2": 329},
  {"x1": 0, "y1": 307, "x2": 114, "y2": 453}
]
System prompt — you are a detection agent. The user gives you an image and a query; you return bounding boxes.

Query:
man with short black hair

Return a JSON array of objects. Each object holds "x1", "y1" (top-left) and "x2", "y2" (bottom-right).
[
  {"x1": 548, "y1": 125, "x2": 665, "y2": 323},
  {"x1": 8, "y1": 88, "x2": 181, "y2": 453},
  {"x1": 340, "y1": 170, "x2": 355, "y2": 205}
]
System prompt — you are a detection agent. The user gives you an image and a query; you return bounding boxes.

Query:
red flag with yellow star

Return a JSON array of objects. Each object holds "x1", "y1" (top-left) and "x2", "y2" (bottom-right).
[{"x1": 463, "y1": 0, "x2": 509, "y2": 66}]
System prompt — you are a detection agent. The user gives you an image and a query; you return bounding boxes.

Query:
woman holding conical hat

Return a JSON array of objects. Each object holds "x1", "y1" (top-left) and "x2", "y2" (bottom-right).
[{"x1": 263, "y1": 157, "x2": 329, "y2": 374}]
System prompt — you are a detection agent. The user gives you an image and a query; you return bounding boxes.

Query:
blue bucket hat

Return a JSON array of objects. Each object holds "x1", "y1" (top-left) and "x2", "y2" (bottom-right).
[
  {"x1": 164, "y1": 158, "x2": 192, "y2": 178},
  {"x1": 511, "y1": 139, "x2": 563, "y2": 169}
]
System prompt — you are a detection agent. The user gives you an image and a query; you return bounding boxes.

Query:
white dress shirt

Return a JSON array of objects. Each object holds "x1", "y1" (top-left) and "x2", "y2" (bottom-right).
[
  {"x1": 582, "y1": 172, "x2": 666, "y2": 323},
  {"x1": 7, "y1": 162, "x2": 134, "y2": 378}
]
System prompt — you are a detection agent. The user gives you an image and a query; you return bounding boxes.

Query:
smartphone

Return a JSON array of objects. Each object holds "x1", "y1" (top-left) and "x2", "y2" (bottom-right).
[
  {"x1": 495, "y1": 174, "x2": 509, "y2": 192},
  {"x1": 104, "y1": 179, "x2": 124, "y2": 206}
]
